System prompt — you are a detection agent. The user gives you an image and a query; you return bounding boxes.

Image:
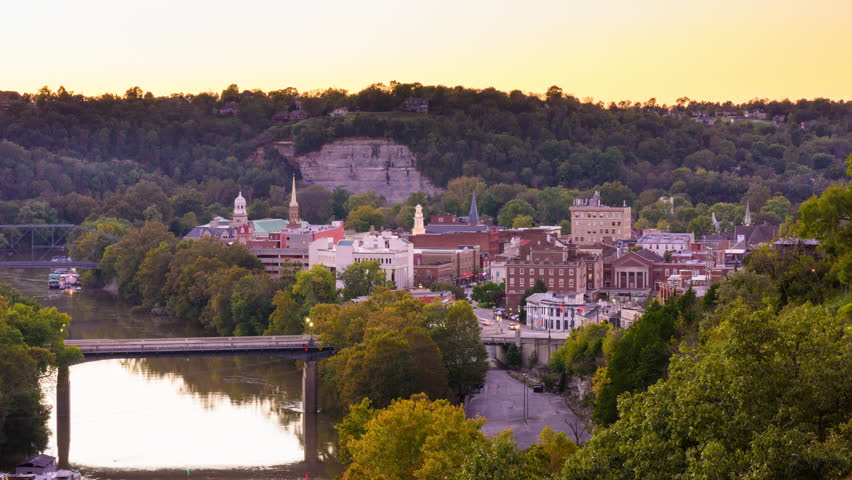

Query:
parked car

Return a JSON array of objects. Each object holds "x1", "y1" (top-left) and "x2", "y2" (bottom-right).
[
  {"x1": 532, "y1": 383, "x2": 544, "y2": 393},
  {"x1": 508, "y1": 323, "x2": 520, "y2": 330}
]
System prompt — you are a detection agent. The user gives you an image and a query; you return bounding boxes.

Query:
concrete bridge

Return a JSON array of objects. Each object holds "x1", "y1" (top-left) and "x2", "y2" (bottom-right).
[
  {"x1": 480, "y1": 330, "x2": 566, "y2": 368},
  {"x1": 58, "y1": 335, "x2": 335, "y2": 469}
]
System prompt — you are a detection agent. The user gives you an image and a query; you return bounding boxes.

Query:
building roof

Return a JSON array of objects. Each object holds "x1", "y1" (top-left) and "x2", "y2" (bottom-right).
[
  {"x1": 253, "y1": 218, "x2": 289, "y2": 234},
  {"x1": 633, "y1": 248, "x2": 665, "y2": 262},
  {"x1": 525, "y1": 291, "x2": 585, "y2": 305},
  {"x1": 637, "y1": 232, "x2": 694, "y2": 244},
  {"x1": 424, "y1": 224, "x2": 492, "y2": 233},
  {"x1": 17, "y1": 454, "x2": 56, "y2": 468}
]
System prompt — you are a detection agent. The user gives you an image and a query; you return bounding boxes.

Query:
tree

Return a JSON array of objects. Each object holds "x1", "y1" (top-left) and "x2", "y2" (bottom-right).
[
  {"x1": 341, "y1": 394, "x2": 487, "y2": 480},
  {"x1": 338, "y1": 260, "x2": 391, "y2": 301},
  {"x1": 347, "y1": 205, "x2": 385, "y2": 232},
  {"x1": 264, "y1": 289, "x2": 305, "y2": 335},
  {"x1": 293, "y1": 265, "x2": 338, "y2": 306},
  {"x1": 425, "y1": 301, "x2": 489, "y2": 398},
  {"x1": 561, "y1": 303, "x2": 851, "y2": 480},
  {"x1": 460, "y1": 432, "x2": 545, "y2": 480},
  {"x1": 797, "y1": 156, "x2": 852, "y2": 285},
  {"x1": 471, "y1": 281, "x2": 505, "y2": 307},
  {"x1": 512, "y1": 215, "x2": 534, "y2": 228},
  {"x1": 100, "y1": 222, "x2": 177, "y2": 303},
  {"x1": 0, "y1": 286, "x2": 81, "y2": 463},
  {"x1": 498, "y1": 199, "x2": 536, "y2": 227}
]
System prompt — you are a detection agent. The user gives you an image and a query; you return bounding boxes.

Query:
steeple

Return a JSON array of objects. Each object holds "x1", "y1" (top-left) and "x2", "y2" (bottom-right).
[
  {"x1": 743, "y1": 201, "x2": 752, "y2": 226},
  {"x1": 468, "y1": 191, "x2": 479, "y2": 224},
  {"x1": 412, "y1": 204, "x2": 426, "y2": 235},
  {"x1": 711, "y1": 211, "x2": 720, "y2": 232},
  {"x1": 288, "y1": 175, "x2": 301, "y2": 228},
  {"x1": 233, "y1": 191, "x2": 248, "y2": 227}
]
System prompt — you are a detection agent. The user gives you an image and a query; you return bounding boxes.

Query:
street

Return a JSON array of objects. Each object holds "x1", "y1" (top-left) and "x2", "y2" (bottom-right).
[{"x1": 464, "y1": 368, "x2": 590, "y2": 448}]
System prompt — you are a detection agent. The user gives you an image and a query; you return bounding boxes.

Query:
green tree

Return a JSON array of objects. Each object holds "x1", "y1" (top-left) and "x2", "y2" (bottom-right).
[
  {"x1": 562, "y1": 303, "x2": 851, "y2": 480},
  {"x1": 797, "y1": 157, "x2": 852, "y2": 285},
  {"x1": 471, "y1": 281, "x2": 505, "y2": 307},
  {"x1": 498, "y1": 199, "x2": 536, "y2": 227},
  {"x1": 425, "y1": 301, "x2": 489, "y2": 398},
  {"x1": 342, "y1": 394, "x2": 486, "y2": 480},
  {"x1": 512, "y1": 215, "x2": 535, "y2": 228},
  {"x1": 460, "y1": 432, "x2": 545, "y2": 480},
  {"x1": 264, "y1": 289, "x2": 306, "y2": 335},
  {"x1": 338, "y1": 260, "x2": 391, "y2": 301},
  {"x1": 294, "y1": 265, "x2": 338, "y2": 305},
  {"x1": 100, "y1": 222, "x2": 177, "y2": 303},
  {"x1": 347, "y1": 205, "x2": 385, "y2": 232}
]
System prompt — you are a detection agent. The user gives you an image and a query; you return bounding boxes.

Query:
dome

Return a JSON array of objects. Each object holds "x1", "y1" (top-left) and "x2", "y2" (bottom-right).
[{"x1": 234, "y1": 191, "x2": 246, "y2": 212}]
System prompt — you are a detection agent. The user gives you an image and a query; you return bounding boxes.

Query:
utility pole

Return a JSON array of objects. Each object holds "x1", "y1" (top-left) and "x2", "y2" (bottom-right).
[{"x1": 522, "y1": 373, "x2": 528, "y2": 423}]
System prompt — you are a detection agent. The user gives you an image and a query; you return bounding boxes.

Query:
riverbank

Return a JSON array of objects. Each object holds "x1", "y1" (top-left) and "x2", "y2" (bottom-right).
[{"x1": 464, "y1": 368, "x2": 590, "y2": 448}]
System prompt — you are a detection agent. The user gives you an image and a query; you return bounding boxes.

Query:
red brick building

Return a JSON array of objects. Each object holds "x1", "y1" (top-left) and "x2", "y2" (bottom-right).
[{"x1": 505, "y1": 236, "x2": 603, "y2": 309}]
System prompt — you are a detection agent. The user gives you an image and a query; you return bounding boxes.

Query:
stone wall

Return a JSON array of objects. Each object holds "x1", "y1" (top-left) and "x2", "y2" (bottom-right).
[{"x1": 274, "y1": 138, "x2": 441, "y2": 204}]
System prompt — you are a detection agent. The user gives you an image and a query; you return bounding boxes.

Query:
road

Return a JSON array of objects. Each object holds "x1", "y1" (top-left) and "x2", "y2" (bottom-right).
[
  {"x1": 465, "y1": 368, "x2": 589, "y2": 448},
  {"x1": 474, "y1": 307, "x2": 570, "y2": 341}
]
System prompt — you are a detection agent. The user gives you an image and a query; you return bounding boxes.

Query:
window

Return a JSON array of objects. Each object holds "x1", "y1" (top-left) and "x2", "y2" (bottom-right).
[
  {"x1": 539, "y1": 268, "x2": 544, "y2": 275},
  {"x1": 510, "y1": 278, "x2": 515, "y2": 285},
  {"x1": 559, "y1": 269, "x2": 564, "y2": 275},
  {"x1": 569, "y1": 269, "x2": 574, "y2": 275},
  {"x1": 548, "y1": 279, "x2": 554, "y2": 287},
  {"x1": 509, "y1": 268, "x2": 515, "y2": 274},
  {"x1": 559, "y1": 279, "x2": 564, "y2": 286},
  {"x1": 549, "y1": 269, "x2": 554, "y2": 275},
  {"x1": 520, "y1": 268, "x2": 525, "y2": 274},
  {"x1": 520, "y1": 278, "x2": 526, "y2": 287},
  {"x1": 569, "y1": 279, "x2": 574, "y2": 286}
]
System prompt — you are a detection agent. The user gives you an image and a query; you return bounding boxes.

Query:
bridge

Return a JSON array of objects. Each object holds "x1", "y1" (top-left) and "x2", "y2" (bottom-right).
[
  {"x1": 0, "y1": 224, "x2": 118, "y2": 268},
  {"x1": 57, "y1": 334, "x2": 335, "y2": 469},
  {"x1": 480, "y1": 328, "x2": 567, "y2": 368}
]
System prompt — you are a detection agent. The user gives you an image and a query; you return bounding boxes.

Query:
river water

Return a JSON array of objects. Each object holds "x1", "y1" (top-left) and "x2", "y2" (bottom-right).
[{"x1": 0, "y1": 268, "x2": 342, "y2": 479}]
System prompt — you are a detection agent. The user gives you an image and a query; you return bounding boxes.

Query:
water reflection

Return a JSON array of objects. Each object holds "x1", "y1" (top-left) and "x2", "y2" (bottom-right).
[{"x1": 1, "y1": 268, "x2": 341, "y2": 477}]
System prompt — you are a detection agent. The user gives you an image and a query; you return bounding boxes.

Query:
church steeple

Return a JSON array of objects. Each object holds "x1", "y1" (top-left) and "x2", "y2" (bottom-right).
[
  {"x1": 288, "y1": 175, "x2": 300, "y2": 228},
  {"x1": 468, "y1": 191, "x2": 479, "y2": 225},
  {"x1": 743, "y1": 201, "x2": 752, "y2": 226},
  {"x1": 233, "y1": 191, "x2": 248, "y2": 227}
]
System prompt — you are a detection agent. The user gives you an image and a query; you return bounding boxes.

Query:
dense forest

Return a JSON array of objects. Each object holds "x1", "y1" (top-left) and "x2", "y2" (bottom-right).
[{"x1": 0, "y1": 83, "x2": 848, "y2": 238}]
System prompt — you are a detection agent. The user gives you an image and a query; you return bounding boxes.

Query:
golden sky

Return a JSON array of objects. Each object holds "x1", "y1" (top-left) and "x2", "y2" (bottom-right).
[{"x1": 3, "y1": 0, "x2": 849, "y2": 104}]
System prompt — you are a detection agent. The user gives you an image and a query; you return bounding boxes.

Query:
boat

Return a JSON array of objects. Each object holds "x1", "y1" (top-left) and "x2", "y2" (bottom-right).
[{"x1": 48, "y1": 272, "x2": 62, "y2": 289}]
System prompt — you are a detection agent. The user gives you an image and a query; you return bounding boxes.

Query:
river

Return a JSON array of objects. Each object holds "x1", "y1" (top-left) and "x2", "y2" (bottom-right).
[{"x1": 0, "y1": 268, "x2": 342, "y2": 479}]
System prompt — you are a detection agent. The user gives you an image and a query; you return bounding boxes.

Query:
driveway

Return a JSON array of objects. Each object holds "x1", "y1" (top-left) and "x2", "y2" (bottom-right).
[{"x1": 465, "y1": 369, "x2": 590, "y2": 448}]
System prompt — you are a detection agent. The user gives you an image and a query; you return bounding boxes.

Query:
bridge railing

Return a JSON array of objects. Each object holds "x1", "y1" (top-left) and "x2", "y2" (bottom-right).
[{"x1": 66, "y1": 335, "x2": 327, "y2": 354}]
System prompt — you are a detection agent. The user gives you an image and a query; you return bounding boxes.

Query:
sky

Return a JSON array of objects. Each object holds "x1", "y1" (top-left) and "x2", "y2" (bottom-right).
[{"x1": 2, "y1": 0, "x2": 849, "y2": 104}]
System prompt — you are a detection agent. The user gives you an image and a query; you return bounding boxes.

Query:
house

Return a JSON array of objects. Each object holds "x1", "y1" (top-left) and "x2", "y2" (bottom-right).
[
  {"x1": 272, "y1": 112, "x2": 290, "y2": 124},
  {"x1": 400, "y1": 97, "x2": 429, "y2": 113},
  {"x1": 15, "y1": 454, "x2": 56, "y2": 475},
  {"x1": 329, "y1": 107, "x2": 349, "y2": 117},
  {"x1": 218, "y1": 101, "x2": 239, "y2": 117},
  {"x1": 288, "y1": 109, "x2": 310, "y2": 122}
]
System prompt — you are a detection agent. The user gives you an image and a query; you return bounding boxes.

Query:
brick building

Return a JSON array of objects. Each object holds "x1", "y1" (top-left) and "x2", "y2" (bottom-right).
[
  {"x1": 413, "y1": 246, "x2": 481, "y2": 287},
  {"x1": 569, "y1": 191, "x2": 632, "y2": 244},
  {"x1": 505, "y1": 236, "x2": 603, "y2": 309}
]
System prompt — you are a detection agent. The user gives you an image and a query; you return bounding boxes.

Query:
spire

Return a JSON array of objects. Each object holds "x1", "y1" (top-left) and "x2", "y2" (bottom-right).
[
  {"x1": 711, "y1": 211, "x2": 720, "y2": 232},
  {"x1": 290, "y1": 175, "x2": 299, "y2": 207},
  {"x1": 744, "y1": 201, "x2": 752, "y2": 226},
  {"x1": 468, "y1": 191, "x2": 479, "y2": 224},
  {"x1": 288, "y1": 175, "x2": 300, "y2": 228}
]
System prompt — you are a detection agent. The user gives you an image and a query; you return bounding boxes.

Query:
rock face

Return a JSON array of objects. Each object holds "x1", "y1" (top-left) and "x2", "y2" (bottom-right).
[{"x1": 275, "y1": 138, "x2": 441, "y2": 204}]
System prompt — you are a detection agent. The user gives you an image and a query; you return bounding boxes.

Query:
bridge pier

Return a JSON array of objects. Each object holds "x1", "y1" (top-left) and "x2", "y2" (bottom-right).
[
  {"x1": 57, "y1": 365, "x2": 70, "y2": 469},
  {"x1": 302, "y1": 360, "x2": 318, "y2": 414}
]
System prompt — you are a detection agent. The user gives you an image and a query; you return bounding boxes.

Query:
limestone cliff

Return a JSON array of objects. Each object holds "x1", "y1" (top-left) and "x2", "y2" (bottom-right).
[{"x1": 273, "y1": 138, "x2": 441, "y2": 204}]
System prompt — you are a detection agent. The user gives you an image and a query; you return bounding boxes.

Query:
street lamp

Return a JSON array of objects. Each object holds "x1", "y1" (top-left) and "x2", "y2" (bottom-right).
[{"x1": 305, "y1": 317, "x2": 314, "y2": 346}]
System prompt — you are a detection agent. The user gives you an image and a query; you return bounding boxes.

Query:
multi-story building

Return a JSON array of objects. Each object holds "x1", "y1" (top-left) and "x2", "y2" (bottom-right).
[
  {"x1": 309, "y1": 231, "x2": 415, "y2": 289},
  {"x1": 636, "y1": 232, "x2": 694, "y2": 254},
  {"x1": 412, "y1": 246, "x2": 481, "y2": 287},
  {"x1": 504, "y1": 236, "x2": 604, "y2": 309},
  {"x1": 569, "y1": 191, "x2": 632, "y2": 244}
]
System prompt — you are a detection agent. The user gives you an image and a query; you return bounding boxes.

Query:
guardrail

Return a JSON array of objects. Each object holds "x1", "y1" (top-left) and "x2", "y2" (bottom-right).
[{"x1": 66, "y1": 335, "x2": 327, "y2": 354}]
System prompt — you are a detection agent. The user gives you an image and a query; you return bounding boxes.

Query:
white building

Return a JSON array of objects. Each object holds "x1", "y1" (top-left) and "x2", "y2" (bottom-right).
[
  {"x1": 636, "y1": 232, "x2": 694, "y2": 254},
  {"x1": 524, "y1": 291, "x2": 590, "y2": 332},
  {"x1": 309, "y1": 231, "x2": 415, "y2": 289}
]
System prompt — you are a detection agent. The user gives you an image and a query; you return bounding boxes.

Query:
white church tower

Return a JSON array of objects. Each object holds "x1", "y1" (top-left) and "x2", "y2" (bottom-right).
[{"x1": 233, "y1": 191, "x2": 248, "y2": 227}]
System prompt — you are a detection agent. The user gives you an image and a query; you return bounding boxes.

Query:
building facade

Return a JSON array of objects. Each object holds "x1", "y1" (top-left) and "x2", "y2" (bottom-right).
[
  {"x1": 569, "y1": 191, "x2": 632, "y2": 244},
  {"x1": 310, "y1": 231, "x2": 415, "y2": 289}
]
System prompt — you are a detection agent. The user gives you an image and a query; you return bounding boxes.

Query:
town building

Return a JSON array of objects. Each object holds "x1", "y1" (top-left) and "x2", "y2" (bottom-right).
[
  {"x1": 523, "y1": 291, "x2": 586, "y2": 332},
  {"x1": 186, "y1": 179, "x2": 344, "y2": 275},
  {"x1": 504, "y1": 236, "x2": 604, "y2": 309},
  {"x1": 309, "y1": 231, "x2": 414, "y2": 289},
  {"x1": 413, "y1": 245, "x2": 481, "y2": 287},
  {"x1": 569, "y1": 191, "x2": 632, "y2": 244},
  {"x1": 635, "y1": 232, "x2": 694, "y2": 254}
]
